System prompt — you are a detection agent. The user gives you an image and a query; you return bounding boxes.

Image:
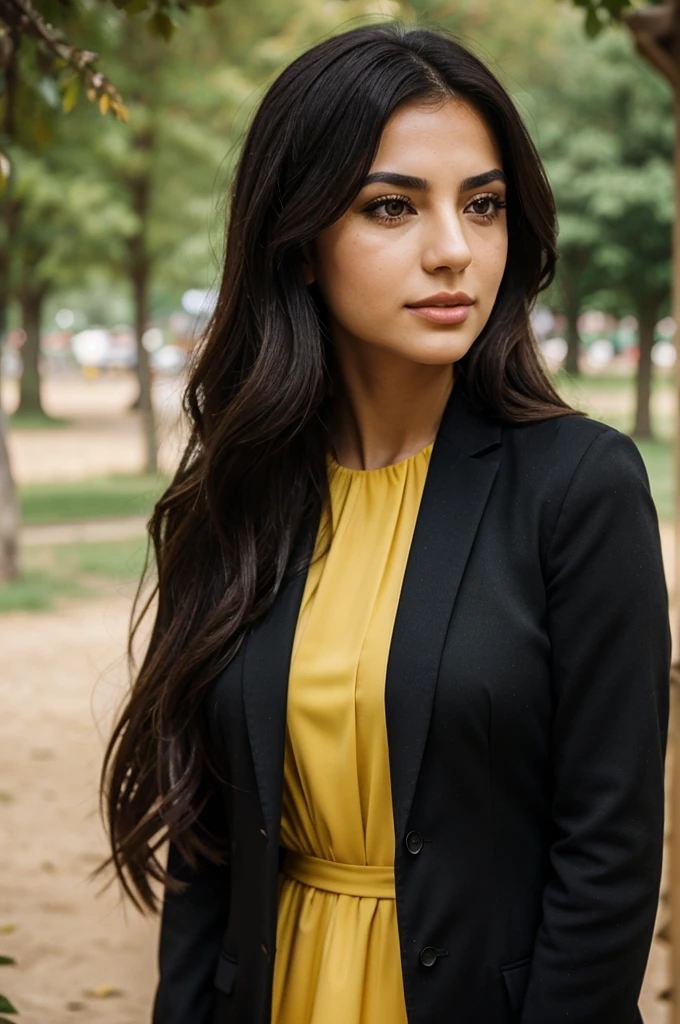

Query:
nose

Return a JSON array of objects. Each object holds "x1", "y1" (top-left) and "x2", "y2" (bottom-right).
[{"x1": 420, "y1": 206, "x2": 472, "y2": 275}]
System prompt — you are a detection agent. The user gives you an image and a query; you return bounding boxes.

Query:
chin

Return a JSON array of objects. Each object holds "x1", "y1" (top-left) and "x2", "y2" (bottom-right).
[{"x1": 401, "y1": 334, "x2": 474, "y2": 365}]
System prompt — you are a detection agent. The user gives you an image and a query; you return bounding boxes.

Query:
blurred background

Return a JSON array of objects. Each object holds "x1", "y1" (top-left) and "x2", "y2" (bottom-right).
[{"x1": 0, "y1": 0, "x2": 677, "y2": 1021}]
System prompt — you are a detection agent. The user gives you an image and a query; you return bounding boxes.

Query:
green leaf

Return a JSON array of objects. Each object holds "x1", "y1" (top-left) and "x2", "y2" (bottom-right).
[
  {"x1": 0, "y1": 994, "x2": 17, "y2": 1013},
  {"x1": 124, "y1": 0, "x2": 150, "y2": 14},
  {"x1": 567, "y1": 0, "x2": 634, "y2": 31},
  {"x1": 146, "y1": 10, "x2": 178, "y2": 39},
  {"x1": 0, "y1": 1017, "x2": 17, "y2": 1023},
  {"x1": 0, "y1": 957, "x2": 15, "y2": 966},
  {"x1": 62, "y1": 77, "x2": 80, "y2": 114},
  {"x1": 585, "y1": 7, "x2": 603, "y2": 35},
  {"x1": 605, "y1": 0, "x2": 633, "y2": 16}
]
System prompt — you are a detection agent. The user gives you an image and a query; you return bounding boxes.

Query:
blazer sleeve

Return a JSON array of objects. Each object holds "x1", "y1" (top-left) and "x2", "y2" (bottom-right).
[
  {"x1": 521, "y1": 427, "x2": 671, "y2": 1024},
  {"x1": 152, "y1": 784, "x2": 231, "y2": 1024}
]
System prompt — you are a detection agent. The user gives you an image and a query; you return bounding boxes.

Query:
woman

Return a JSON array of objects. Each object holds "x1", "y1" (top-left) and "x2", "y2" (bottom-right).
[{"x1": 99, "y1": 23, "x2": 671, "y2": 1024}]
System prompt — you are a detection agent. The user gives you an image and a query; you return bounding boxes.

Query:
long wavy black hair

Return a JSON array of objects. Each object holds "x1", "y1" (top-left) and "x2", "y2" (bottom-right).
[{"x1": 98, "y1": 22, "x2": 580, "y2": 912}]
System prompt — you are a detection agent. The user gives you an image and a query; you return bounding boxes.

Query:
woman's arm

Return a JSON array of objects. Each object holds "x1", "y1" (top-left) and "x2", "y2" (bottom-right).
[
  {"x1": 152, "y1": 785, "x2": 231, "y2": 1024},
  {"x1": 521, "y1": 427, "x2": 671, "y2": 1024}
]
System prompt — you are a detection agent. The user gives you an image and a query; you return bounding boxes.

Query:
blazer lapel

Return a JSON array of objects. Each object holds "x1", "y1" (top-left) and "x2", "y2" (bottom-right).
[
  {"x1": 241, "y1": 532, "x2": 315, "y2": 844},
  {"x1": 241, "y1": 375, "x2": 503, "y2": 851},
  {"x1": 385, "y1": 379, "x2": 503, "y2": 845}
]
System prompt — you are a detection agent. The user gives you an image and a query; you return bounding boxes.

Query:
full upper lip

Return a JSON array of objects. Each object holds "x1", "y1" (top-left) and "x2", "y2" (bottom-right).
[{"x1": 406, "y1": 291, "x2": 475, "y2": 307}]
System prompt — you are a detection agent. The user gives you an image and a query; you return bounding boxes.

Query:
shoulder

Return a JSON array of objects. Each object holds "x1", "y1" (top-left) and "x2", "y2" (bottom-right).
[
  {"x1": 503, "y1": 409, "x2": 615, "y2": 456},
  {"x1": 502, "y1": 411, "x2": 649, "y2": 493},
  {"x1": 499, "y1": 412, "x2": 654, "y2": 562}
]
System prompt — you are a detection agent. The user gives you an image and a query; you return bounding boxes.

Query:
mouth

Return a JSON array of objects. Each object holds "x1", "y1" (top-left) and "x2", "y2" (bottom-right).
[
  {"x1": 406, "y1": 291, "x2": 475, "y2": 308},
  {"x1": 405, "y1": 293, "x2": 474, "y2": 325}
]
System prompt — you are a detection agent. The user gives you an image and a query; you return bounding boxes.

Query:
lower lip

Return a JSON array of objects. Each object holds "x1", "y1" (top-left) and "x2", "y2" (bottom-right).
[{"x1": 406, "y1": 305, "x2": 472, "y2": 324}]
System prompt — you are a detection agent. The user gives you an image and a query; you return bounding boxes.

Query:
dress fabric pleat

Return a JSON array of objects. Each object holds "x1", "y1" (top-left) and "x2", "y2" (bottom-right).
[{"x1": 271, "y1": 441, "x2": 434, "y2": 1024}]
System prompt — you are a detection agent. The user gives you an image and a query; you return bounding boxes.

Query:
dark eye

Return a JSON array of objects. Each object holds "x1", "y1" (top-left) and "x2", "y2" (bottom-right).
[
  {"x1": 382, "y1": 199, "x2": 408, "y2": 218},
  {"x1": 467, "y1": 194, "x2": 507, "y2": 221},
  {"x1": 471, "y1": 197, "x2": 494, "y2": 215},
  {"x1": 362, "y1": 193, "x2": 414, "y2": 223}
]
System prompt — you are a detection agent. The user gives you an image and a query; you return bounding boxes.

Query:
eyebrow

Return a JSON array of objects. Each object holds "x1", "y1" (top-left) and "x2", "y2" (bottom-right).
[{"x1": 359, "y1": 168, "x2": 507, "y2": 193}]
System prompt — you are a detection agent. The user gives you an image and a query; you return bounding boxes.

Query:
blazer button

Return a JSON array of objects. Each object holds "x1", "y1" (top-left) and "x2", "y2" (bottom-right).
[
  {"x1": 405, "y1": 830, "x2": 424, "y2": 855},
  {"x1": 419, "y1": 946, "x2": 437, "y2": 967}
]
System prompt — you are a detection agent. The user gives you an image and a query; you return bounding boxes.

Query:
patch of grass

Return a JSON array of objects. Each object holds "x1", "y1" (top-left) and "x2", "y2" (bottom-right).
[
  {"x1": 554, "y1": 370, "x2": 674, "y2": 395},
  {"x1": 19, "y1": 474, "x2": 169, "y2": 526},
  {"x1": 53, "y1": 537, "x2": 150, "y2": 580},
  {"x1": 0, "y1": 568, "x2": 86, "y2": 613},
  {"x1": 9, "y1": 412, "x2": 70, "y2": 430},
  {"x1": 0, "y1": 537, "x2": 152, "y2": 613}
]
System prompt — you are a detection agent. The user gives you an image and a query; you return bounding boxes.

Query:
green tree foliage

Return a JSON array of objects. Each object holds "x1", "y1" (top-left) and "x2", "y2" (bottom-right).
[
  {"x1": 567, "y1": 0, "x2": 636, "y2": 37},
  {"x1": 0, "y1": 0, "x2": 242, "y2": 572},
  {"x1": 3, "y1": 4, "x2": 137, "y2": 416},
  {"x1": 563, "y1": 0, "x2": 668, "y2": 37},
  {"x1": 11, "y1": 119, "x2": 136, "y2": 415},
  {"x1": 51, "y1": 0, "x2": 382, "y2": 469},
  {"x1": 528, "y1": 23, "x2": 673, "y2": 434}
]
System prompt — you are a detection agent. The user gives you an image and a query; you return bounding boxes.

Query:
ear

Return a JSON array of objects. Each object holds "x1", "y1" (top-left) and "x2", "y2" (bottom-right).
[{"x1": 300, "y1": 241, "x2": 315, "y2": 286}]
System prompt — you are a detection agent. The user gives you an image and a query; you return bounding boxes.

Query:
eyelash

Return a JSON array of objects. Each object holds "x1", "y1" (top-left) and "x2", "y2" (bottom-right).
[{"x1": 362, "y1": 192, "x2": 507, "y2": 226}]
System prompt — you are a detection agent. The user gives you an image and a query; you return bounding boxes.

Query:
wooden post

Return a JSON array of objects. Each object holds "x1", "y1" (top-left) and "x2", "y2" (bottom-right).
[
  {"x1": 673, "y1": 59, "x2": 680, "y2": 1024},
  {"x1": 623, "y1": 2, "x2": 679, "y2": 1016},
  {"x1": 672, "y1": 37, "x2": 680, "y2": 1019}
]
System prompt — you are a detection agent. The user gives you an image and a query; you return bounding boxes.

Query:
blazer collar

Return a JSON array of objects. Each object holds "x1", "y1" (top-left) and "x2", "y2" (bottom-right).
[
  {"x1": 241, "y1": 373, "x2": 504, "y2": 847},
  {"x1": 437, "y1": 373, "x2": 503, "y2": 457}
]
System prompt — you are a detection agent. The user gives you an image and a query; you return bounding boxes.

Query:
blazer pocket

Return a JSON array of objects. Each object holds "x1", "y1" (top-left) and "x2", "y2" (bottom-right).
[
  {"x1": 214, "y1": 950, "x2": 238, "y2": 995},
  {"x1": 500, "y1": 957, "x2": 532, "y2": 1013}
]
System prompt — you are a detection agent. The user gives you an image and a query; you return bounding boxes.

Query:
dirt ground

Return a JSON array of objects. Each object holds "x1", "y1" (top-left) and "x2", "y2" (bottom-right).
[
  {"x1": 0, "y1": 590, "x2": 161, "y2": 1024},
  {"x1": 1, "y1": 373, "x2": 188, "y2": 484},
  {"x1": 0, "y1": 372, "x2": 676, "y2": 1022}
]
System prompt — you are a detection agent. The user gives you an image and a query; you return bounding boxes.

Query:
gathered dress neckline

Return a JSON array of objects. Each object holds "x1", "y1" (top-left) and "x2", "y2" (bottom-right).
[{"x1": 271, "y1": 441, "x2": 433, "y2": 1024}]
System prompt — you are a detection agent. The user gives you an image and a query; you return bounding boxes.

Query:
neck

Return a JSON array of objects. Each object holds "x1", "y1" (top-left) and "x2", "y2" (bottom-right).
[{"x1": 328, "y1": 338, "x2": 455, "y2": 471}]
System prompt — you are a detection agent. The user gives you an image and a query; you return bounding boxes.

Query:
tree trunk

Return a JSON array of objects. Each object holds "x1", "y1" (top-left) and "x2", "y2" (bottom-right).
[
  {"x1": 17, "y1": 283, "x2": 47, "y2": 417},
  {"x1": 0, "y1": 21, "x2": 19, "y2": 400},
  {"x1": 132, "y1": 254, "x2": 157, "y2": 475},
  {"x1": 562, "y1": 275, "x2": 581, "y2": 376},
  {"x1": 127, "y1": 128, "x2": 157, "y2": 476},
  {"x1": 0, "y1": 23, "x2": 21, "y2": 580},
  {"x1": 632, "y1": 302, "x2": 657, "y2": 439},
  {"x1": 0, "y1": 408, "x2": 18, "y2": 581}
]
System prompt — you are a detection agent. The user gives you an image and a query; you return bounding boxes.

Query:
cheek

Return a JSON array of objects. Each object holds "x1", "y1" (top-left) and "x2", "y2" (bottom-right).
[
  {"x1": 473, "y1": 237, "x2": 508, "y2": 331},
  {"x1": 478, "y1": 231, "x2": 508, "y2": 288},
  {"x1": 314, "y1": 227, "x2": 411, "y2": 311}
]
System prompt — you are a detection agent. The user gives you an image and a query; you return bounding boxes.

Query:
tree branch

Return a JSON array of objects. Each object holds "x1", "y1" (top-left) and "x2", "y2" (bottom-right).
[
  {"x1": 0, "y1": 0, "x2": 129, "y2": 119},
  {"x1": 622, "y1": 1, "x2": 680, "y2": 89}
]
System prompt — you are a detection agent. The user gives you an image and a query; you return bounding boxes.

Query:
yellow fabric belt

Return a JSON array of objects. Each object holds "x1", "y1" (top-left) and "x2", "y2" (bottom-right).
[{"x1": 281, "y1": 849, "x2": 396, "y2": 899}]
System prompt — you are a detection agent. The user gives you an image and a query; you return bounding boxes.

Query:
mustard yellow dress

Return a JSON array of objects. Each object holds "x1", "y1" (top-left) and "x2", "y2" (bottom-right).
[{"x1": 270, "y1": 441, "x2": 434, "y2": 1024}]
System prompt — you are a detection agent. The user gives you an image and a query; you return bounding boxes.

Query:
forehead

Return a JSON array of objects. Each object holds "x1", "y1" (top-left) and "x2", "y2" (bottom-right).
[{"x1": 370, "y1": 98, "x2": 503, "y2": 177}]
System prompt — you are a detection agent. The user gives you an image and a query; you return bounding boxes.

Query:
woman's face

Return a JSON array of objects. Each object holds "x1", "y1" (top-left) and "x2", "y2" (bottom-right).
[{"x1": 303, "y1": 97, "x2": 509, "y2": 367}]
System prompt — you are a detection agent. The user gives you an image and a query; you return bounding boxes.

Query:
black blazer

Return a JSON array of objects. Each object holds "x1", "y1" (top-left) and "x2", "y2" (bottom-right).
[{"x1": 152, "y1": 377, "x2": 671, "y2": 1024}]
